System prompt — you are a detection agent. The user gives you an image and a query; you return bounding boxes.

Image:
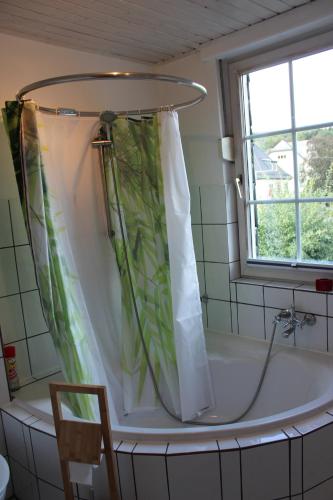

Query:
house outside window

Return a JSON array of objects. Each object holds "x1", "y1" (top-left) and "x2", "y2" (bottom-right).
[{"x1": 229, "y1": 33, "x2": 333, "y2": 279}]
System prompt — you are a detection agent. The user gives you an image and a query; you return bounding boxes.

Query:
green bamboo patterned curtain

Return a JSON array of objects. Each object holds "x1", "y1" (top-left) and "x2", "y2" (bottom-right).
[
  {"x1": 101, "y1": 113, "x2": 214, "y2": 420},
  {"x1": 101, "y1": 116, "x2": 180, "y2": 412},
  {"x1": 3, "y1": 101, "x2": 102, "y2": 419}
]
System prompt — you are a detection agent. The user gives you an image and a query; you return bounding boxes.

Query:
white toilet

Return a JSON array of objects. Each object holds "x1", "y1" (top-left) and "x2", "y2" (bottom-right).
[{"x1": 0, "y1": 456, "x2": 9, "y2": 500}]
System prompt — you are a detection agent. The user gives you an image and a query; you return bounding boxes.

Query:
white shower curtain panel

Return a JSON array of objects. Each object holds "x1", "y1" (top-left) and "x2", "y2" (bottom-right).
[
  {"x1": 35, "y1": 108, "x2": 214, "y2": 422},
  {"x1": 159, "y1": 111, "x2": 214, "y2": 420}
]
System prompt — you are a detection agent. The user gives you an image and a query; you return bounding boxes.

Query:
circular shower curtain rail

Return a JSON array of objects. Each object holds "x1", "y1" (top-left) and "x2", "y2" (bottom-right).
[{"x1": 16, "y1": 72, "x2": 207, "y2": 116}]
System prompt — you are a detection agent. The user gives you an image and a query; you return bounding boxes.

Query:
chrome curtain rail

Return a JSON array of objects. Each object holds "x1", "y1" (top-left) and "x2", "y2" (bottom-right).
[{"x1": 16, "y1": 72, "x2": 207, "y2": 116}]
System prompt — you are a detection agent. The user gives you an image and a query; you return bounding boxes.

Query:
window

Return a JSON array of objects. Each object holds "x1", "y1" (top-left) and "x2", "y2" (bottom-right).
[{"x1": 230, "y1": 36, "x2": 333, "y2": 276}]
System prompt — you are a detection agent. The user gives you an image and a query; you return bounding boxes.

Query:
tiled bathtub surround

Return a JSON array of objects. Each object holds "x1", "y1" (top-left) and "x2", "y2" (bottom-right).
[
  {"x1": 191, "y1": 184, "x2": 240, "y2": 330},
  {"x1": 229, "y1": 278, "x2": 333, "y2": 354},
  {"x1": 0, "y1": 198, "x2": 60, "y2": 392},
  {"x1": 3, "y1": 401, "x2": 333, "y2": 499},
  {"x1": 191, "y1": 185, "x2": 333, "y2": 354}
]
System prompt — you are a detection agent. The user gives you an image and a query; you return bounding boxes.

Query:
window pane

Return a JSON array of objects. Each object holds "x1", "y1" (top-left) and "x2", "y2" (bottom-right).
[
  {"x1": 297, "y1": 127, "x2": 333, "y2": 197},
  {"x1": 243, "y1": 63, "x2": 291, "y2": 135},
  {"x1": 254, "y1": 203, "x2": 296, "y2": 260},
  {"x1": 293, "y1": 49, "x2": 333, "y2": 128},
  {"x1": 301, "y1": 202, "x2": 333, "y2": 263},
  {"x1": 246, "y1": 134, "x2": 294, "y2": 200}
]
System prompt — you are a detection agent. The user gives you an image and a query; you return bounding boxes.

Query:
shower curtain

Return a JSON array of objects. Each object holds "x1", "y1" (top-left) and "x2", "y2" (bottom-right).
[{"x1": 4, "y1": 101, "x2": 213, "y2": 421}]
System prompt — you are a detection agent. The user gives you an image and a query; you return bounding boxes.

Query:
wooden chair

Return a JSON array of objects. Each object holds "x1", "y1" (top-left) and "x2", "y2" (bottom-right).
[{"x1": 49, "y1": 382, "x2": 120, "y2": 500}]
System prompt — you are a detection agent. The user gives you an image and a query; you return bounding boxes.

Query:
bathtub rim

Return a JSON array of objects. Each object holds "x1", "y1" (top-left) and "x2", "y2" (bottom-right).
[{"x1": 10, "y1": 330, "x2": 333, "y2": 442}]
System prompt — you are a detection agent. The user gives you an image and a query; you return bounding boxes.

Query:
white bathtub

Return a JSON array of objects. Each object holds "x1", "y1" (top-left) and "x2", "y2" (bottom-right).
[
  {"x1": 6, "y1": 330, "x2": 333, "y2": 499},
  {"x1": 13, "y1": 330, "x2": 333, "y2": 442}
]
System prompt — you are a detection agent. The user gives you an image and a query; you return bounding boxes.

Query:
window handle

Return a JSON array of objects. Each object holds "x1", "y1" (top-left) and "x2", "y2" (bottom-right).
[{"x1": 235, "y1": 175, "x2": 243, "y2": 200}]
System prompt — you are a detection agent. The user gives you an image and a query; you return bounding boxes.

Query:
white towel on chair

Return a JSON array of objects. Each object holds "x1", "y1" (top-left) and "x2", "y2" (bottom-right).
[{"x1": 69, "y1": 462, "x2": 96, "y2": 486}]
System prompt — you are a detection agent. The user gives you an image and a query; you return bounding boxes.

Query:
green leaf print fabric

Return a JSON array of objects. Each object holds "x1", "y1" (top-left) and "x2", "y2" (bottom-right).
[
  {"x1": 102, "y1": 116, "x2": 180, "y2": 411},
  {"x1": 4, "y1": 101, "x2": 96, "y2": 419}
]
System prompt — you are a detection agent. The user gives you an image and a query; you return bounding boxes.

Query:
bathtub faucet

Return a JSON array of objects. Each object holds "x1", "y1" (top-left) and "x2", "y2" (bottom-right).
[{"x1": 274, "y1": 306, "x2": 316, "y2": 337}]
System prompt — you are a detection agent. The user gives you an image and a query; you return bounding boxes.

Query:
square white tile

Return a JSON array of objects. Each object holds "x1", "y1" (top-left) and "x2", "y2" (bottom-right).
[
  {"x1": 15, "y1": 246, "x2": 37, "y2": 292},
  {"x1": 92, "y1": 455, "x2": 112, "y2": 500},
  {"x1": 2, "y1": 412, "x2": 27, "y2": 468},
  {"x1": 9, "y1": 198, "x2": 28, "y2": 246},
  {"x1": 238, "y1": 304, "x2": 265, "y2": 340},
  {"x1": 191, "y1": 225, "x2": 203, "y2": 261},
  {"x1": 0, "y1": 248, "x2": 19, "y2": 297},
  {"x1": 203, "y1": 225, "x2": 229, "y2": 263},
  {"x1": 133, "y1": 455, "x2": 168, "y2": 500},
  {"x1": 0, "y1": 294, "x2": 25, "y2": 343},
  {"x1": 229, "y1": 261, "x2": 240, "y2": 281},
  {"x1": 167, "y1": 452, "x2": 221, "y2": 500},
  {"x1": 0, "y1": 200, "x2": 12, "y2": 248},
  {"x1": 327, "y1": 294, "x2": 333, "y2": 317},
  {"x1": 220, "y1": 450, "x2": 241, "y2": 500},
  {"x1": 201, "y1": 185, "x2": 227, "y2": 224},
  {"x1": 22, "y1": 290, "x2": 48, "y2": 336},
  {"x1": 13, "y1": 340, "x2": 32, "y2": 385},
  {"x1": 231, "y1": 302, "x2": 238, "y2": 334},
  {"x1": 303, "y1": 422, "x2": 333, "y2": 491},
  {"x1": 264, "y1": 286, "x2": 293, "y2": 309},
  {"x1": 328, "y1": 317, "x2": 333, "y2": 353},
  {"x1": 294, "y1": 290, "x2": 327, "y2": 316},
  {"x1": 116, "y1": 452, "x2": 136, "y2": 500},
  {"x1": 202, "y1": 302, "x2": 208, "y2": 329},
  {"x1": 0, "y1": 415, "x2": 7, "y2": 456},
  {"x1": 237, "y1": 284, "x2": 263, "y2": 306},
  {"x1": 227, "y1": 223, "x2": 239, "y2": 262},
  {"x1": 207, "y1": 299, "x2": 231, "y2": 333},
  {"x1": 30, "y1": 428, "x2": 63, "y2": 488},
  {"x1": 225, "y1": 183, "x2": 238, "y2": 223},
  {"x1": 196, "y1": 261, "x2": 205, "y2": 296},
  {"x1": 304, "y1": 477, "x2": 333, "y2": 499},
  {"x1": 0, "y1": 361, "x2": 10, "y2": 405},
  {"x1": 23, "y1": 425, "x2": 35, "y2": 474},
  {"x1": 28, "y1": 333, "x2": 59, "y2": 378},
  {"x1": 241, "y1": 441, "x2": 289, "y2": 500},
  {"x1": 290, "y1": 437, "x2": 302, "y2": 496},
  {"x1": 230, "y1": 282, "x2": 236, "y2": 302},
  {"x1": 189, "y1": 186, "x2": 201, "y2": 224},
  {"x1": 295, "y1": 314, "x2": 327, "y2": 352},
  {"x1": 205, "y1": 262, "x2": 230, "y2": 301},
  {"x1": 9, "y1": 459, "x2": 39, "y2": 500},
  {"x1": 38, "y1": 480, "x2": 65, "y2": 500}
]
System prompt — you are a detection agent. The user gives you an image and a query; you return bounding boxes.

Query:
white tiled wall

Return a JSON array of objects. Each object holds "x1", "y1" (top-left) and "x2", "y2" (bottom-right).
[
  {"x1": 191, "y1": 184, "x2": 333, "y2": 356},
  {"x1": 4, "y1": 403, "x2": 333, "y2": 500},
  {"x1": 0, "y1": 198, "x2": 60, "y2": 395}
]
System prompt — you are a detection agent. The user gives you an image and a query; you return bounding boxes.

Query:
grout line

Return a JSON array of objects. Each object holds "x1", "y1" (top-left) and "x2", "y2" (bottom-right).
[
  {"x1": 3, "y1": 329, "x2": 51, "y2": 346},
  {"x1": 0, "y1": 243, "x2": 30, "y2": 251},
  {"x1": 8, "y1": 202, "x2": 34, "y2": 379},
  {"x1": 165, "y1": 443, "x2": 171, "y2": 500},
  {"x1": 235, "y1": 439, "x2": 243, "y2": 500},
  {"x1": 327, "y1": 294, "x2": 329, "y2": 352},
  {"x1": 216, "y1": 440, "x2": 223, "y2": 500},
  {"x1": 114, "y1": 448, "x2": 123, "y2": 500},
  {"x1": 131, "y1": 444, "x2": 138, "y2": 500}
]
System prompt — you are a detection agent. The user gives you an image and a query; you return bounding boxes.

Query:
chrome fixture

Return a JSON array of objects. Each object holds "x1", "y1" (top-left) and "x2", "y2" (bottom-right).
[
  {"x1": 16, "y1": 72, "x2": 207, "y2": 117},
  {"x1": 274, "y1": 306, "x2": 316, "y2": 337}
]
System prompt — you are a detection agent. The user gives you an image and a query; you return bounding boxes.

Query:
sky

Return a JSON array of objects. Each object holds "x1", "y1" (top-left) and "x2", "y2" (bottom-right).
[{"x1": 245, "y1": 48, "x2": 333, "y2": 136}]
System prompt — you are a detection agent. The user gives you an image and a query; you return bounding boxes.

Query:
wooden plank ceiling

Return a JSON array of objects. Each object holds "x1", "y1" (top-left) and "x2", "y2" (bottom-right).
[{"x1": 0, "y1": 0, "x2": 313, "y2": 63}]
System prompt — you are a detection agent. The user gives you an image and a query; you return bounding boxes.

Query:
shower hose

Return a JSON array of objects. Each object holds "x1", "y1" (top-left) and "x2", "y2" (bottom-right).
[{"x1": 106, "y1": 130, "x2": 278, "y2": 426}]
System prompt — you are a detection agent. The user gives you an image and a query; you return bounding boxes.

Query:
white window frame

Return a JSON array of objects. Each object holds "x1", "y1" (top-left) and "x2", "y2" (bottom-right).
[{"x1": 228, "y1": 30, "x2": 333, "y2": 282}]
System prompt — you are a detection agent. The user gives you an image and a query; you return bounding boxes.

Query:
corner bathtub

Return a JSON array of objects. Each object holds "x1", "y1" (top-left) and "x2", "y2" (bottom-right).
[
  {"x1": 13, "y1": 331, "x2": 333, "y2": 441},
  {"x1": 5, "y1": 331, "x2": 333, "y2": 499}
]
